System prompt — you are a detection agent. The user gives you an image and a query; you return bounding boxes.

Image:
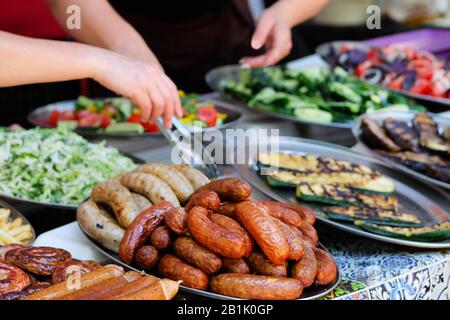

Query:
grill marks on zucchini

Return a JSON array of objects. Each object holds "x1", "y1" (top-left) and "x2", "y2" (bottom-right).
[
  {"x1": 323, "y1": 206, "x2": 422, "y2": 227},
  {"x1": 295, "y1": 183, "x2": 398, "y2": 210},
  {"x1": 355, "y1": 221, "x2": 450, "y2": 241}
]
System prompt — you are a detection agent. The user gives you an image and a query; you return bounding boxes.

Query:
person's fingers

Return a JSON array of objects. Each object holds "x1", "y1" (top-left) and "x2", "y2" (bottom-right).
[
  {"x1": 158, "y1": 80, "x2": 175, "y2": 128},
  {"x1": 130, "y1": 91, "x2": 152, "y2": 123},
  {"x1": 240, "y1": 54, "x2": 269, "y2": 68},
  {"x1": 164, "y1": 75, "x2": 183, "y2": 119},
  {"x1": 262, "y1": 27, "x2": 292, "y2": 67},
  {"x1": 147, "y1": 81, "x2": 166, "y2": 124},
  {"x1": 251, "y1": 13, "x2": 275, "y2": 50}
]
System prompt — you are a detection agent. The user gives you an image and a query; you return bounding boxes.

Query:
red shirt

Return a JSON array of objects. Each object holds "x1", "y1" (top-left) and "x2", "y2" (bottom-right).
[{"x1": 0, "y1": 0, "x2": 67, "y2": 39}]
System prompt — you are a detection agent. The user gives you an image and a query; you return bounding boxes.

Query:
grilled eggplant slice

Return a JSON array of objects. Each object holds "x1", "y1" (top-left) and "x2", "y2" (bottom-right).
[
  {"x1": 383, "y1": 117, "x2": 420, "y2": 152},
  {"x1": 426, "y1": 163, "x2": 450, "y2": 183},
  {"x1": 295, "y1": 183, "x2": 398, "y2": 210},
  {"x1": 265, "y1": 169, "x2": 395, "y2": 194},
  {"x1": 257, "y1": 152, "x2": 377, "y2": 175},
  {"x1": 360, "y1": 118, "x2": 400, "y2": 152},
  {"x1": 413, "y1": 113, "x2": 448, "y2": 153},
  {"x1": 443, "y1": 127, "x2": 450, "y2": 141},
  {"x1": 375, "y1": 149, "x2": 404, "y2": 163},
  {"x1": 323, "y1": 206, "x2": 422, "y2": 227},
  {"x1": 355, "y1": 221, "x2": 450, "y2": 241}
]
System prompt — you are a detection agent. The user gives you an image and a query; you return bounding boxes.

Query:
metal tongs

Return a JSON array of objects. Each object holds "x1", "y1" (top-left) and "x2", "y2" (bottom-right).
[{"x1": 156, "y1": 117, "x2": 219, "y2": 179}]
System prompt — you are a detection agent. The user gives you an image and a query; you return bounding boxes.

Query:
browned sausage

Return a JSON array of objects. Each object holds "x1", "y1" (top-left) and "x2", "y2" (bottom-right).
[
  {"x1": 291, "y1": 239, "x2": 318, "y2": 288},
  {"x1": 259, "y1": 201, "x2": 306, "y2": 228},
  {"x1": 184, "y1": 190, "x2": 220, "y2": 211},
  {"x1": 209, "y1": 214, "x2": 253, "y2": 257},
  {"x1": 222, "y1": 258, "x2": 250, "y2": 274},
  {"x1": 164, "y1": 207, "x2": 188, "y2": 235},
  {"x1": 210, "y1": 274, "x2": 303, "y2": 300},
  {"x1": 276, "y1": 203, "x2": 316, "y2": 225},
  {"x1": 187, "y1": 206, "x2": 247, "y2": 258},
  {"x1": 235, "y1": 201, "x2": 289, "y2": 265},
  {"x1": 298, "y1": 224, "x2": 318, "y2": 246},
  {"x1": 157, "y1": 254, "x2": 208, "y2": 290},
  {"x1": 98, "y1": 275, "x2": 159, "y2": 300},
  {"x1": 196, "y1": 178, "x2": 251, "y2": 203},
  {"x1": 247, "y1": 251, "x2": 287, "y2": 277},
  {"x1": 150, "y1": 226, "x2": 171, "y2": 250},
  {"x1": 135, "y1": 246, "x2": 159, "y2": 270},
  {"x1": 215, "y1": 203, "x2": 236, "y2": 217},
  {"x1": 271, "y1": 219, "x2": 304, "y2": 261},
  {"x1": 119, "y1": 201, "x2": 174, "y2": 264},
  {"x1": 314, "y1": 248, "x2": 338, "y2": 286},
  {"x1": 173, "y1": 236, "x2": 222, "y2": 274}
]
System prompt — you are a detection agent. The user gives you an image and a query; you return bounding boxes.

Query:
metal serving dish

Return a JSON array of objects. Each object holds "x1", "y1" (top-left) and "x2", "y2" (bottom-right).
[
  {"x1": 205, "y1": 64, "x2": 354, "y2": 129},
  {"x1": 28, "y1": 98, "x2": 242, "y2": 139},
  {"x1": 0, "y1": 153, "x2": 145, "y2": 211},
  {"x1": 0, "y1": 199, "x2": 36, "y2": 245},
  {"x1": 316, "y1": 41, "x2": 450, "y2": 112},
  {"x1": 79, "y1": 225, "x2": 340, "y2": 300},
  {"x1": 352, "y1": 110, "x2": 450, "y2": 191},
  {"x1": 232, "y1": 136, "x2": 450, "y2": 249}
]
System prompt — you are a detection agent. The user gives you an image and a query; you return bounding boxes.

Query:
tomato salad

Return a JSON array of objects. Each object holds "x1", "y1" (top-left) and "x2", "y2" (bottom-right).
[{"x1": 47, "y1": 92, "x2": 228, "y2": 134}]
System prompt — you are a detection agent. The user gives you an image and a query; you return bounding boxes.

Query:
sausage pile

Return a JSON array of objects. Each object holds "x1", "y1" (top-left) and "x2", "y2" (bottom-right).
[
  {"x1": 81, "y1": 168, "x2": 339, "y2": 300},
  {"x1": 0, "y1": 244, "x2": 179, "y2": 300}
]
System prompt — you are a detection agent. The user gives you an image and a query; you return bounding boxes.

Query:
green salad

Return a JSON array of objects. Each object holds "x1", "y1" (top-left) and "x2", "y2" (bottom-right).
[
  {"x1": 0, "y1": 127, "x2": 136, "y2": 205},
  {"x1": 223, "y1": 66, "x2": 425, "y2": 123}
]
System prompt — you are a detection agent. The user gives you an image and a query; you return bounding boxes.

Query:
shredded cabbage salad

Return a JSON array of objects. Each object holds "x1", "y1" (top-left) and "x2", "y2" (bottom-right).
[{"x1": 0, "y1": 127, "x2": 136, "y2": 205}]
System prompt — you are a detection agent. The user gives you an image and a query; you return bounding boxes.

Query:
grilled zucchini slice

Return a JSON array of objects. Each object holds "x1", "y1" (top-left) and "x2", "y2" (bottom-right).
[
  {"x1": 264, "y1": 169, "x2": 395, "y2": 194},
  {"x1": 355, "y1": 221, "x2": 450, "y2": 242},
  {"x1": 295, "y1": 183, "x2": 398, "y2": 210},
  {"x1": 323, "y1": 206, "x2": 422, "y2": 227}
]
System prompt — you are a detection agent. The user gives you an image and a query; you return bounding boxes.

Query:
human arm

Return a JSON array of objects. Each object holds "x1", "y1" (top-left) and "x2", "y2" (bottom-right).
[{"x1": 241, "y1": 0, "x2": 330, "y2": 67}]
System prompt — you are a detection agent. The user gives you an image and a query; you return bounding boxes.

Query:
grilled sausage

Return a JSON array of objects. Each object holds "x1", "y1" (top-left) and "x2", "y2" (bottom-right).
[
  {"x1": 77, "y1": 199, "x2": 125, "y2": 253},
  {"x1": 271, "y1": 219, "x2": 304, "y2": 261},
  {"x1": 118, "y1": 278, "x2": 179, "y2": 300},
  {"x1": 134, "y1": 163, "x2": 194, "y2": 203},
  {"x1": 187, "y1": 206, "x2": 247, "y2": 258},
  {"x1": 131, "y1": 192, "x2": 152, "y2": 212},
  {"x1": 91, "y1": 181, "x2": 140, "y2": 228},
  {"x1": 274, "y1": 203, "x2": 316, "y2": 225},
  {"x1": 184, "y1": 190, "x2": 220, "y2": 211},
  {"x1": 314, "y1": 248, "x2": 338, "y2": 286},
  {"x1": 216, "y1": 203, "x2": 236, "y2": 217},
  {"x1": 150, "y1": 226, "x2": 171, "y2": 251},
  {"x1": 247, "y1": 251, "x2": 287, "y2": 277},
  {"x1": 119, "y1": 201, "x2": 174, "y2": 264},
  {"x1": 298, "y1": 224, "x2": 318, "y2": 246},
  {"x1": 121, "y1": 172, "x2": 180, "y2": 207},
  {"x1": 158, "y1": 254, "x2": 208, "y2": 290},
  {"x1": 222, "y1": 258, "x2": 250, "y2": 274},
  {"x1": 196, "y1": 178, "x2": 251, "y2": 203},
  {"x1": 173, "y1": 236, "x2": 222, "y2": 274},
  {"x1": 209, "y1": 213, "x2": 253, "y2": 257},
  {"x1": 210, "y1": 274, "x2": 303, "y2": 300},
  {"x1": 260, "y1": 201, "x2": 306, "y2": 228},
  {"x1": 135, "y1": 246, "x2": 159, "y2": 270},
  {"x1": 291, "y1": 240, "x2": 318, "y2": 288},
  {"x1": 235, "y1": 201, "x2": 289, "y2": 265},
  {"x1": 172, "y1": 164, "x2": 210, "y2": 190},
  {"x1": 164, "y1": 207, "x2": 188, "y2": 235}
]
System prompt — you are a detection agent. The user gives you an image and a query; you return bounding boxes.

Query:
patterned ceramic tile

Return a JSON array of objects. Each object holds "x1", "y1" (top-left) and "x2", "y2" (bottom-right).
[
  {"x1": 429, "y1": 260, "x2": 450, "y2": 300},
  {"x1": 368, "y1": 278, "x2": 403, "y2": 300},
  {"x1": 398, "y1": 268, "x2": 431, "y2": 300},
  {"x1": 337, "y1": 290, "x2": 370, "y2": 300}
]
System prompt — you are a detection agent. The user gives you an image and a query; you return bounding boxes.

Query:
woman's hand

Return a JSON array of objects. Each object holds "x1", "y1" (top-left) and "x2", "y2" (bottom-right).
[{"x1": 93, "y1": 52, "x2": 182, "y2": 128}]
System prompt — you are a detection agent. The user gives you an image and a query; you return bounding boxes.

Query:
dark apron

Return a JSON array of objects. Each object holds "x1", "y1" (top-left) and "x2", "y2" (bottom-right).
[{"x1": 120, "y1": 0, "x2": 263, "y2": 92}]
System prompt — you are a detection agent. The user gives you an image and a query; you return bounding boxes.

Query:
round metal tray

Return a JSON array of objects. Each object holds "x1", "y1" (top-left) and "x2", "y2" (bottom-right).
[
  {"x1": 79, "y1": 224, "x2": 340, "y2": 300},
  {"x1": 232, "y1": 136, "x2": 450, "y2": 249},
  {"x1": 0, "y1": 199, "x2": 36, "y2": 245},
  {"x1": 316, "y1": 40, "x2": 450, "y2": 112},
  {"x1": 28, "y1": 98, "x2": 242, "y2": 139},
  {"x1": 352, "y1": 110, "x2": 450, "y2": 191},
  {"x1": 205, "y1": 65, "x2": 353, "y2": 129}
]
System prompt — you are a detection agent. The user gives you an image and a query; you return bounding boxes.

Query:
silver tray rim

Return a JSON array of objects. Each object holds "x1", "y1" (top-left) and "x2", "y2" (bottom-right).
[
  {"x1": 232, "y1": 136, "x2": 450, "y2": 249},
  {"x1": 0, "y1": 198, "x2": 36, "y2": 245}
]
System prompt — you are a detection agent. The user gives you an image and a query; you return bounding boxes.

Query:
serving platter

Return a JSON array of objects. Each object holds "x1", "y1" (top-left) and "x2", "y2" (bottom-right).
[
  {"x1": 28, "y1": 99, "x2": 242, "y2": 139},
  {"x1": 316, "y1": 41, "x2": 450, "y2": 112},
  {"x1": 0, "y1": 198, "x2": 36, "y2": 245},
  {"x1": 232, "y1": 136, "x2": 450, "y2": 249},
  {"x1": 0, "y1": 153, "x2": 145, "y2": 211},
  {"x1": 352, "y1": 110, "x2": 450, "y2": 191},
  {"x1": 79, "y1": 225, "x2": 340, "y2": 300},
  {"x1": 205, "y1": 64, "x2": 353, "y2": 129}
]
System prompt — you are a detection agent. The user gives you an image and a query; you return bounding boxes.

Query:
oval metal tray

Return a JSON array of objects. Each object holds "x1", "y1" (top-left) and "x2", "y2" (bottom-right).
[
  {"x1": 79, "y1": 224, "x2": 340, "y2": 300},
  {"x1": 205, "y1": 65, "x2": 354, "y2": 129},
  {"x1": 28, "y1": 98, "x2": 242, "y2": 139},
  {"x1": 316, "y1": 41, "x2": 450, "y2": 112},
  {"x1": 0, "y1": 199, "x2": 36, "y2": 245},
  {"x1": 232, "y1": 136, "x2": 450, "y2": 249},
  {"x1": 352, "y1": 110, "x2": 450, "y2": 191}
]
